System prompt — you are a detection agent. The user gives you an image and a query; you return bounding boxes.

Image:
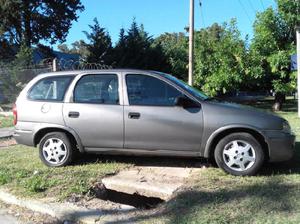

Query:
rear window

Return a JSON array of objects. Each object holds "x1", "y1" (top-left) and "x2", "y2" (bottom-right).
[{"x1": 28, "y1": 76, "x2": 73, "y2": 101}]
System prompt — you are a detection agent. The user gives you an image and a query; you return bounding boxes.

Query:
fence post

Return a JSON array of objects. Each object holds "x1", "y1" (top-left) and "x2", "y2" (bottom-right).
[
  {"x1": 296, "y1": 26, "x2": 300, "y2": 117},
  {"x1": 52, "y1": 58, "x2": 57, "y2": 72}
]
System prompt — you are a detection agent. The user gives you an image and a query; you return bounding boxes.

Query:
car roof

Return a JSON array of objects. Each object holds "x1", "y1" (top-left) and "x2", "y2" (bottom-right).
[{"x1": 37, "y1": 69, "x2": 161, "y2": 77}]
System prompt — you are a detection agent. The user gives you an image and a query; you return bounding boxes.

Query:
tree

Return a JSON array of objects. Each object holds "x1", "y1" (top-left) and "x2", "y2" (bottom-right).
[
  {"x1": 250, "y1": 0, "x2": 299, "y2": 110},
  {"x1": 36, "y1": 44, "x2": 56, "y2": 59},
  {"x1": 57, "y1": 44, "x2": 70, "y2": 53},
  {"x1": 0, "y1": 38, "x2": 15, "y2": 60},
  {"x1": 113, "y1": 20, "x2": 169, "y2": 71},
  {"x1": 193, "y1": 21, "x2": 247, "y2": 96},
  {"x1": 58, "y1": 40, "x2": 89, "y2": 59},
  {"x1": 112, "y1": 28, "x2": 127, "y2": 66},
  {"x1": 277, "y1": 0, "x2": 300, "y2": 44},
  {"x1": 113, "y1": 20, "x2": 151, "y2": 68},
  {"x1": 84, "y1": 18, "x2": 112, "y2": 64},
  {"x1": 0, "y1": 0, "x2": 84, "y2": 47},
  {"x1": 0, "y1": 44, "x2": 33, "y2": 102},
  {"x1": 154, "y1": 32, "x2": 188, "y2": 80}
]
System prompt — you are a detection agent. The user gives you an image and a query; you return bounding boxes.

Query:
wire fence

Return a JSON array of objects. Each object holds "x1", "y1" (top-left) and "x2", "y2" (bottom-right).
[
  {"x1": 0, "y1": 58, "x2": 112, "y2": 105},
  {"x1": 55, "y1": 58, "x2": 112, "y2": 71}
]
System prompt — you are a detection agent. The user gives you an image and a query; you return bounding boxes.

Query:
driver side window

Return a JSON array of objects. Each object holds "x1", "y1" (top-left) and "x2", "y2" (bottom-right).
[{"x1": 126, "y1": 74, "x2": 183, "y2": 106}]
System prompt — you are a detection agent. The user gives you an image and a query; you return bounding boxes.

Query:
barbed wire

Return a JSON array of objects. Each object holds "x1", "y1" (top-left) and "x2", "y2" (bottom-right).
[
  {"x1": 0, "y1": 57, "x2": 113, "y2": 73},
  {"x1": 55, "y1": 58, "x2": 113, "y2": 71}
]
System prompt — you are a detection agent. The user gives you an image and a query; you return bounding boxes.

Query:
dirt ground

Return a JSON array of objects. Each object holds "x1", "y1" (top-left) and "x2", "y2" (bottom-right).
[{"x1": 0, "y1": 138, "x2": 16, "y2": 148}]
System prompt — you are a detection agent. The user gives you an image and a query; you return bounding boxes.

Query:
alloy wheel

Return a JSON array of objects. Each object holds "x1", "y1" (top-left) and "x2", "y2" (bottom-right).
[
  {"x1": 42, "y1": 138, "x2": 67, "y2": 165},
  {"x1": 222, "y1": 140, "x2": 256, "y2": 171}
]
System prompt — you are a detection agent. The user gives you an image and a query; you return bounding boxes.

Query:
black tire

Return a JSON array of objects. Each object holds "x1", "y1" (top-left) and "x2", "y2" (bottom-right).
[
  {"x1": 39, "y1": 132, "x2": 74, "y2": 167},
  {"x1": 214, "y1": 132, "x2": 265, "y2": 176}
]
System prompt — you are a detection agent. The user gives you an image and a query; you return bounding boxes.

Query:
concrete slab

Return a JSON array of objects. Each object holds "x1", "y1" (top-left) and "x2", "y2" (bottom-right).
[
  {"x1": 102, "y1": 166, "x2": 199, "y2": 200},
  {"x1": 0, "y1": 190, "x2": 102, "y2": 224},
  {"x1": 0, "y1": 189, "x2": 135, "y2": 224},
  {"x1": 0, "y1": 209, "x2": 19, "y2": 224}
]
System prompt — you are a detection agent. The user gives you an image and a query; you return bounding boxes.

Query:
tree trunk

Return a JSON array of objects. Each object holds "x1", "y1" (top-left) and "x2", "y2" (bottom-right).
[
  {"x1": 22, "y1": 0, "x2": 32, "y2": 47},
  {"x1": 272, "y1": 92, "x2": 286, "y2": 111}
]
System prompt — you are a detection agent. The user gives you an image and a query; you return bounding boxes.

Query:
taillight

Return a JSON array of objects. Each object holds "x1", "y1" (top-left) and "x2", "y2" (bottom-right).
[{"x1": 13, "y1": 104, "x2": 17, "y2": 126}]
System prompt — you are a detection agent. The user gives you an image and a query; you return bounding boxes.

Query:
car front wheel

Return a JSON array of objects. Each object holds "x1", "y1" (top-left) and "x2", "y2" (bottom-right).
[
  {"x1": 39, "y1": 132, "x2": 74, "y2": 167},
  {"x1": 214, "y1": 132, "x2": 265, "y2": 176}
]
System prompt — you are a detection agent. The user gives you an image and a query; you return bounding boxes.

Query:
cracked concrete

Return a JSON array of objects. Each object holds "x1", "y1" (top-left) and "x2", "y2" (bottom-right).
[
  {"x1": 0, "y1": 190, "x2": 103, "y2": 224},
  {"x1": 102, "y1": 166, "x2": 201, "y2": 200},
  {"x1": 0, "y1": 208, "x2": 19, "y2": 224}
]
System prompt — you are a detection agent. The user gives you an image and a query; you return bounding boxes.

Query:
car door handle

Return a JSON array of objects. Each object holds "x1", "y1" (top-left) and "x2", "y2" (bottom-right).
[
  {"x1": 68, "y1": 111, "x2": 80, "y2": 118},
  {"x1": 128, "y1": 112, "x2": 140, "y2": 119}
]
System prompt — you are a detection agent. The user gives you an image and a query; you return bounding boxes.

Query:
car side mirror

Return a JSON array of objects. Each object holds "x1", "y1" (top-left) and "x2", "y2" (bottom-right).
[{"x1": 175, "y1": 96, "x2": 200, "y2": 108}]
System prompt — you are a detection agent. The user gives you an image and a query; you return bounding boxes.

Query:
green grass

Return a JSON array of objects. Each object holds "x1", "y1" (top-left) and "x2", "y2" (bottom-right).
[
  {"x1": 138, "y1": 98, "x2": 300, "y2": 224},
  {"x1": 0, "y1": 114, "x2": 14, "y2": 128},
  {"x1": 0, "y1": 145, "x2": 131, "y2": 199}
]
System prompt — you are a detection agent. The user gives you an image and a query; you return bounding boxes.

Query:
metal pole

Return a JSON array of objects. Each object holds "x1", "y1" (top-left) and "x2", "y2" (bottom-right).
[
  {"x1": 296, "y1": 26, "x2": 300, "y2": 117},
  {"x1": 188, "y1": 0, "x2": 194, "y2": 86},
  {"x1": 53, "y1": 58, "x2": 57, "y2": 72}
]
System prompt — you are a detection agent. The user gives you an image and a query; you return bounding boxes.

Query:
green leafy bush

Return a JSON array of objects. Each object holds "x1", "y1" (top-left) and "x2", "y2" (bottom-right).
[{"x1": 23, "y1": 176, "x2": 55, "y2": 193}]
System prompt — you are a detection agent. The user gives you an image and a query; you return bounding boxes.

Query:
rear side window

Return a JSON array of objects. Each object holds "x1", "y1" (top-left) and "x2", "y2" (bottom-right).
[
  {"x1": 28, "y1": 76, "x2": 73, "y2": 101},
  {"x1": 74, "y1": 74, "x2": 119, "y2": 104}
]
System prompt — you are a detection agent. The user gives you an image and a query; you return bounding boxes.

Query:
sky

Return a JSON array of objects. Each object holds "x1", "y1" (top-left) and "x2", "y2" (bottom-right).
[{"x1": 56, "y1": 0, "x2": 277, "y2": 48}]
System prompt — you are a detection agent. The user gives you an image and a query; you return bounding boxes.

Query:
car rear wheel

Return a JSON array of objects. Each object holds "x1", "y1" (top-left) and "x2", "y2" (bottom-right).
[
  {"x1": 39, "y1": 132, "x2": 74, "y2": 167},
  {"x1": 214, "y1": 132, "x2": 265, "y2": 176}
]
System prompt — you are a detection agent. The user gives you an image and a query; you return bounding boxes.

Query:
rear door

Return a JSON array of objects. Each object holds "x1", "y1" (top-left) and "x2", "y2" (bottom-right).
[
  {"x1": 63, "y1": 73, "x2": 123, "y2": 149},
  {"x1": 17, "y1": 75, "x2": 74, "y2": 126}
]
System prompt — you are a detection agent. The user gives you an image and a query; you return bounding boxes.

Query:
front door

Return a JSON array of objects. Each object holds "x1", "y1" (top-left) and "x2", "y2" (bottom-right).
[
  {"x1": 63, "y1": 73, "x2": 123, "y2": 149},
  {"x1": 124, "y1": 74, "x2": 203, "y2": 152}
]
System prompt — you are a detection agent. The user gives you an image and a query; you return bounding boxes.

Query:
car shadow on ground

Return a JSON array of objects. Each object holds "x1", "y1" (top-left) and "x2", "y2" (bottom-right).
[
  {"x1": 72, "y1": 142, "x2": 300, "y2": 175},
  {"x1": 73, "y1": 152, "x2": 210, "y2": 169}
]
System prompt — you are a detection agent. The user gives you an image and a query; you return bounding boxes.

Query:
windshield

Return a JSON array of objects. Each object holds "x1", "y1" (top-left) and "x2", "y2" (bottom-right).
[{"x1": 157, "y1": 72, "x2": 209, "y2": 100}]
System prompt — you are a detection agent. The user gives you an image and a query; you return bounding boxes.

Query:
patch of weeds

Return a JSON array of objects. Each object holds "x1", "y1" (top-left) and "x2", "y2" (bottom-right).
[
  {"x1": 15, "y1": 170, "x2": 30, "y2": 179},
  {"x1": 23, "y1": 175, "x2": 57, "y2": 193},
  {"x1": 0, "y1": 171, "x2": 11, "y2": 185},
  {"x1": 67, "y1": 179, "x2": 90, "y2": 196}
]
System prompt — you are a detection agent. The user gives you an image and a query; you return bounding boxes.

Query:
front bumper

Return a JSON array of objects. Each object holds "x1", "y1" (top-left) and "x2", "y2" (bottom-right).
[{"x1": 264, "y1": 130, "x2": 295, "y2": 162}]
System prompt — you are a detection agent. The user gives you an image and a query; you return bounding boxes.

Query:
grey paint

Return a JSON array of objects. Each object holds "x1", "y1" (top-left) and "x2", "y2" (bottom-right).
[
  {"x1": 63, "y1": 103, "x2": 123, "y2": 148},
  {"x1": 199, "y1": 101, "x2": 285, "y2": 157},
  {"x1": 14, "y1": 69, "x2": 295, "y2": 162},
  {"x1": 124, "y1": 105, "x2": 203, "y2": 152}
]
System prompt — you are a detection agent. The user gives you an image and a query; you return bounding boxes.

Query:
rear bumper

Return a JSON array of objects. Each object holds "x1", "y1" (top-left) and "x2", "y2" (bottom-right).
[
  {"x1": 264, "y1": 130, "x2": 295, "y2": 162},
  {"x1": 13, "y1": 129, "x2": 35, "y2": 147}
]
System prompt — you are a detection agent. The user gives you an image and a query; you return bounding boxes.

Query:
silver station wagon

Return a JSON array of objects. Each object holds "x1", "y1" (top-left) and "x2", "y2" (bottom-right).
[{"x1": 13, "y1": 69, "x2": 295, "y2": 176}]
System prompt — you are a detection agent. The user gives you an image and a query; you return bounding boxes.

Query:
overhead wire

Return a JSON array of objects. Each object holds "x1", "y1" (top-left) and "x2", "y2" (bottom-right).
[
  {"x1": 237, "y1": 0, "x2": 252, "y2": 23},
  {"x1": 259, "y1": 0, "x2": 265, "y2": 10},
  {"x1": 247, "y1": 0, "x2": 257, "y2": 14},
  {"x1": 199, "y1": 0, "x2": 206, "y2": 28}
]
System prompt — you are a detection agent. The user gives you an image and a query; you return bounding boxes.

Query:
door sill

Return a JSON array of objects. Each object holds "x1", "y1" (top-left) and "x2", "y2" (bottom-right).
[{"x1": 84, "y1": 147, "x2": 199, "y2": 157}]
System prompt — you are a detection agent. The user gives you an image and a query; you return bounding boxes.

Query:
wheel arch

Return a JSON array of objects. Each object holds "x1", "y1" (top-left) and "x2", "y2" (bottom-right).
[
  {"x1": 204, "y1": 126, "x2": 269, "y2": 161},
  {"x1": 33, "y1": 126, "x2": 84, "y2": 153}
]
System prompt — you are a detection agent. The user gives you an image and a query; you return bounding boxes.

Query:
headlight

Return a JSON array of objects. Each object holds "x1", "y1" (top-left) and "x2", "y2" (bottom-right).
[{"x1": 282, "y1": 120, "x2": 291, "y2": 133}]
